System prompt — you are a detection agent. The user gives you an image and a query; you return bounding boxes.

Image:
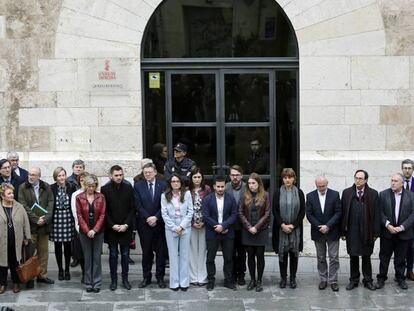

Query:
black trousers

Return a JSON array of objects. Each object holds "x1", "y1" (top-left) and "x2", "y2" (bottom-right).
[
  {"x1": 406, "y1": 237, "x2": 413, "y2": 273},
  {"x1": 0, "y1": 231, "x2": 19, "y2": 285},
  {"x1": 109, "y1": 243, "x2": 130, "y2": 281},
  {"x1": 138, "y1": 224, "x2": 166, "y2": 280},
  {"x1": 206, "y1": 237, "x2": 234, "y2": 283},
  {"x1": 279, "y1": 251, "x2": 298, "y2": 280},
  {"x1": 349, "y1": 255, "x2": 373, "y2": 283},
  {"x1": 377, "y1": 236, "x2": 409, "y2": 282},
  {"x1": 232, "y1": 229, "x2": 246, "y2": 279}
]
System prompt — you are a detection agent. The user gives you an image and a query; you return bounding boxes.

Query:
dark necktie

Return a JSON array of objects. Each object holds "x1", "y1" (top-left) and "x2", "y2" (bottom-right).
[
  {"x1": 358, "y1": 190, "x2": 363, "y2": 201},
  {"x1": 149, "y1": 182, "x2": 154, "y2": 201},
  {"x1": 406, "y1": 180, "x2": 410, "y2": 190}
]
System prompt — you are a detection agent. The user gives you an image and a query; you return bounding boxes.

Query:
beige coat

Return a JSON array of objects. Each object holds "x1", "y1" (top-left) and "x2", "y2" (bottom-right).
[{"x1": 0, "y1": 200, "x2": 31, "y2": 266}]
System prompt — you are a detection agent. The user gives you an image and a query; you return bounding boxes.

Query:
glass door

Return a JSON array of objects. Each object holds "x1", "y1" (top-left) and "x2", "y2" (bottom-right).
[{"x1": 166, "y1": 70, "x2": 275, "y2": 189}]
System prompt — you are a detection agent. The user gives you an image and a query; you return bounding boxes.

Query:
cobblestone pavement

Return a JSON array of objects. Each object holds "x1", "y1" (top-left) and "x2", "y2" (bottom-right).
[{"x1": 1, "y1": 252, "x2": 413, "y2": 311}]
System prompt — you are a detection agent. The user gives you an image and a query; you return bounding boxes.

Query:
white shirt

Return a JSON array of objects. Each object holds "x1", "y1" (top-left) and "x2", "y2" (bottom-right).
[
  {"x1": 318, "y1": 191, "x2": 326, "y2": 213},
  {"x1": 14, "y1": 167, "x2": 21, "y2": 177},
  {"x1": 394, "y1": 190, "x2": 402, "y2": 224},
  {"x1": 216, "y1": 195, "x2": 224, "y2": 224}
]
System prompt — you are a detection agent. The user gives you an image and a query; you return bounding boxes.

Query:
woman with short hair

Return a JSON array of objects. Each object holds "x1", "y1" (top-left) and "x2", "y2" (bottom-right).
[
  {"x1": 50, "y1": 166, "x2": 76, "y2": 281},
  {"x1": 0, "y1": 183, "x2": 31, "y2": 294},
  {"x1": 76, "y1": 174, "x2": 106, "y2": 293},
  {"x1": 272, "y1": 168, "x2": 305, "y2": 289}
]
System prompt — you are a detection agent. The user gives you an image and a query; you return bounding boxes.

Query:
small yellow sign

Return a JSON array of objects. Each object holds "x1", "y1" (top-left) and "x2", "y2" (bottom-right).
[{"x1": 149, "y1": 72, "x2": 160, "y2": 89}]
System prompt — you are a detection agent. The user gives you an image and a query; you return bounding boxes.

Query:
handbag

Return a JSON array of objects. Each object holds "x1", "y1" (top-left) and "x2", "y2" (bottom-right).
[{"x1": 16, "y1": 243, "x2": 42, "y2": 283}]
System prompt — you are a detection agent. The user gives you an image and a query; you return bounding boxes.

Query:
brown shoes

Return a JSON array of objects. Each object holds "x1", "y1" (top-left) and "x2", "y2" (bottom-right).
[
  {"x1": 13, "y1": 283, "x2": 21, "y2": 293},
  {"x1": 0, "y1": 285, "x2": 5, "y2": 294},
  {"x1": 406, "y1": 271, "x2": 414, "y2": 281}
]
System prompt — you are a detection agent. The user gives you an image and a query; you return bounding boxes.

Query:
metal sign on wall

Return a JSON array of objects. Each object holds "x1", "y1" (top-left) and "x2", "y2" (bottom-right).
[{"x1": 90, "y1": 59, "x2": 124, "y2": 90}]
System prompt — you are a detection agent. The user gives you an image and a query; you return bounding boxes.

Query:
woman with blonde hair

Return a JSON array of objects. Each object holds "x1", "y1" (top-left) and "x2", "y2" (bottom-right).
[
  {"x1": 0, "y1": 183, "x2": 31, "y2": 294},
  {"x1": 76, "y1": 174, "x2": 106, "y2": 293},
  {"x1": 239, "y1": 173, "x2": 270, "y2": 292}
]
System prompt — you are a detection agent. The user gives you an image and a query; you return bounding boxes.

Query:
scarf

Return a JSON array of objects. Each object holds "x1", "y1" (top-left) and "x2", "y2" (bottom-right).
[{"x1": 278, "y1": 185, "x2": 301, "y2": 260}]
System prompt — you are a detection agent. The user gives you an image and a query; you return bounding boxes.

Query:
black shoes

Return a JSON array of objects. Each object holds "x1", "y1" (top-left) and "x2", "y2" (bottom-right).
[
  {"x1": 279, "y1": 279, "x2": 287, "y2": 288},
  {"x1": 319, "y1": 281, "x2": 327, "y2": 290},
  {"x1": 157, "y1": 278, "x2": 167, "y2": 289},
  {"x1": 206, "y1": 282, "x2": 215, "y2": 291},
  {"x1": 289, "y1": 278, "x2": 297, "y2": 289},
  {"x1": 122, "y1": 280, "x2": 132, "y2": 290},
  {"x1": 255, "y1": 281, "x2": 263, "y2": 292},
  {"x1": 65, "y1": 270, "x2": 71, "y2": 281},
  {"x1": 237, "y1": 276, "x2": 246, "y2": 286},
  {"x1": 181, "y1": 287, "x2": 188, "y2": 291},
  {"x1": 58, "y1": 270, "x2": 64, "y2": 281},
  {"x1": 330, "y1": 283, "x2": 339, "y2": 292},
  {"x1": 375, "y1": 280, "x2": 384, "y2": 289},
  {"x1": 364, "y1": 282, "x2": 376, "y2": 291},
  {"x1": 110, "y1": 280, "x2": 117, "y2": 291},
  {"x1": 26, "y1": 280, "x2": 34, "y2": 289},
  {"x1": 398, "y1": 280, "x2": 408, "y2": 290},
  {"x1": 37, "y1": 277, "x2": 55, "y2": 284},
  {"x1": 224, "y1": 282, "x2": 236, "y2": 290},
  {"x1": 138, "y1": 279, "x2": 151, "y2": 288},
  {"x1": 70, "y1": 259, "x2": 79, "y2": 268},
  {"x1": 247, "y1": 280, "x2": 256, "y2": 291},
  {"x1": 170, "y1": 287, "x2": 179, "y2": 291},
  {"x1": 93, "y1": 288, "x2": 100, "y2": 293},
  {"x1": 346, "y1": 282, "x2": 358, "y2": 290},
  {"x1": 128, "y1": 256, "x2": 135, "y2": 265}
]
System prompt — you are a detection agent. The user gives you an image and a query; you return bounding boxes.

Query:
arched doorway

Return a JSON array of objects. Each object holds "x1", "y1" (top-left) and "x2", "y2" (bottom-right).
[{"x1": 141, "y1": 0, "x2": 299, "y2": 191}]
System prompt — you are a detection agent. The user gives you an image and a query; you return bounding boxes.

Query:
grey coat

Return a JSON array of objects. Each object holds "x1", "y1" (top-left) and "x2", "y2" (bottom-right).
[{"x1": 0, "y1": 201, "x2": 31, "y2": 266}]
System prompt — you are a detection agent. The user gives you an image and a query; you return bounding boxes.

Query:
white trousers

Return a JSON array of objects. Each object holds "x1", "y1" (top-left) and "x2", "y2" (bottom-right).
[
  {"x1": 189, "y1": 227, "x2": 207, "y2": 284},
  {"x1": 165, "y1": 229, "x2": 191, "y2": 288}
]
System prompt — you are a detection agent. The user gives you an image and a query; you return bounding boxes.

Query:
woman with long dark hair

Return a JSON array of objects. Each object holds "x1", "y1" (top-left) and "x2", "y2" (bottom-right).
[
  {"x1": 188, "y1": 168, "x2": 211, "y2": 286},
  {"x1": 272, "y1": 168, "x2": 305, "y2": 289},
  {"x1": 161, "y1": 173, "x2": 193, "y2": 291},
  {"x1": 239, "y1": 173, "x2": 270, "y2": 292}
]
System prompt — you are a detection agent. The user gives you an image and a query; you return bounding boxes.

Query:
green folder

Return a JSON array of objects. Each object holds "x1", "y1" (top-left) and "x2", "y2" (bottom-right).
[{"x1": 31, "y1": 202, "x2": 48, "y2": 217}]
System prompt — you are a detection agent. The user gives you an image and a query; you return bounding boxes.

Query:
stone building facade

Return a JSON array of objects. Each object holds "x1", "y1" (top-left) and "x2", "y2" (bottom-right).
[{"x1": 0, "y1": 0, "x2": 413, "y2": 196}]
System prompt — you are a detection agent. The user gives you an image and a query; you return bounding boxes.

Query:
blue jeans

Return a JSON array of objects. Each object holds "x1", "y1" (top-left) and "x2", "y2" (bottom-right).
[{"x1": 108, "y1": 243, "x2": 130, "y2": 281}]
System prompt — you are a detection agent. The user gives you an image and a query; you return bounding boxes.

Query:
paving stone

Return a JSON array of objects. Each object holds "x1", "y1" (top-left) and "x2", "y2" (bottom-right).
[
  {"x1": 146, "y1": 287, "x2": 209, "y2": 301},
  {"x1": 0, "y1": 304, "x2": 47, "y2": 311},
  {"x1": 179, "y1": 299, "x2": 245, "y2": 311},
  {"x1": 114, "y1": 301, "x2": 179, "y2": 311},
  {"x1": 48, "y1": 302, "x2": 114, "y2": 311},
  {"x1": 17, "y1": 289, "x2": 81, "y2": 303},
  {"x1": 81, "y1": 288, "x2": 145, "y2": 302}
]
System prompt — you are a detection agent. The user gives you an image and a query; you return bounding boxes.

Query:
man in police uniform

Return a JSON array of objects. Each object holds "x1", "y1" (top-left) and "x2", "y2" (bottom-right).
[{"x1": 164, "y1": 143, "x2": 196, "y2": 184}]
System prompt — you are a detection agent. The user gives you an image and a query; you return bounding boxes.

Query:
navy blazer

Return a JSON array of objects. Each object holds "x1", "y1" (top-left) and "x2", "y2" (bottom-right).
[
  {"x1": 202, "y1": 192, "x2": 237, "y2": 240},
  {"x1": 378, "y1": 188, "x2": 414, "y2": 240},
  {"x1": 134, "y1": 179, "x2": 167, "y2": 225},
  {"x1": 306, "y1": 188, "x2": 342, "y2": 241}
]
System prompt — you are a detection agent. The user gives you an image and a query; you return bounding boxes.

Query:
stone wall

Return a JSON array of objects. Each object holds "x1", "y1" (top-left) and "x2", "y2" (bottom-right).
[{"x1": 0, "y1": 0, "x2": 413, "y2": 191}]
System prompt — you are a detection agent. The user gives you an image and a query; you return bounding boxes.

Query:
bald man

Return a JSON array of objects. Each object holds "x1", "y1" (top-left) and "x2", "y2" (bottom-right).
[
  {"x1": 376, "y1": 173, "x2": 414, "y2": 290},
  {"x1": 306, "y1": 176, "x2": 341, "y2": 291},
  {"x1": 18, "y1": 167, "x2": 55, "y2": 286}
]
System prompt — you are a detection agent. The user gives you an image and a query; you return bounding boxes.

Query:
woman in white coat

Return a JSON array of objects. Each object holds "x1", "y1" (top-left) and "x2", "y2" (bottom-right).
[{"x1": 161, "y1": 173, "x2": 193, "y2": 291}]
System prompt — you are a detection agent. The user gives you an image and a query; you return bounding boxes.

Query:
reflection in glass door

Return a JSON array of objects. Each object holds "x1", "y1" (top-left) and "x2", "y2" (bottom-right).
[{"x1": 167, "y1": 70, "x2": 274, "y2": 188}]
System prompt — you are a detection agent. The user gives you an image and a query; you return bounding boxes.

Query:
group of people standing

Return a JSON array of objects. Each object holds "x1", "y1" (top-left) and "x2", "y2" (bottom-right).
[{"x1": 0, "y1": 146, "x2": 414, "y2": 295}]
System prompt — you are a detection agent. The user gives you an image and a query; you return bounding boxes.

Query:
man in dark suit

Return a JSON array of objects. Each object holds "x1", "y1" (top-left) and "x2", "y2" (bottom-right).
[
  {"x1": 202, "y1": 176, "x2": 237, "y2": 290},
  {"x1": 306, "y1": 175, "x2": 341, "y2": 291},
  {"x1": 376, "y1": 173, "x2": 414, "y2": 290},
  {"x1": 134, "y1": 163, "x2": 167, "y2": 288},
  {"x1": 101, "y1": 165, "x2": 135, "y2": 291},
  {"x1": 401, "y1": 159, "x2": 414, "y2": 281},
  {"x1": 342, "y1": 170, "x2": 379, "y2": 291},
  {"x1": 7, "y1": 150, "x2": 28, "y2": 181},
  {"x1": 0, "y1": 158, "x2": 23, "y2": 200}
]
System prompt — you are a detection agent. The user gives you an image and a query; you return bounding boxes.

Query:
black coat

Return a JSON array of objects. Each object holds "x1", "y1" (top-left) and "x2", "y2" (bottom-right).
[
  {"x1": 272, "y1": 187, "x2": 305, "y2": 253},
  {"x1": 101, "y1": 180, "x2": 136, "y2": 245},
  {"x1": 306, "y1": 188, "x2": 342, "y2": 241},
  {"x1": 341, "y1": 184, "x2": 379, "y2": 242}
]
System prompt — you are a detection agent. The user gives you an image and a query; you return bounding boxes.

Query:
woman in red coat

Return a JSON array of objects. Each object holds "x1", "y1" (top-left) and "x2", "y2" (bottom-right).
[{"x1": 76, "y1": 174, "x2": 106, "y2": 293}]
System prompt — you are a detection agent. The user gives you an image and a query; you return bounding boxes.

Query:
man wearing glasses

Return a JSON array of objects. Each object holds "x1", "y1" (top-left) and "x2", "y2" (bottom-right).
[
  {"x1": 225, "y1": 165, "x2": 247, "y2": 286},
  {"x1": 341, "y1": 170, "x2": 379, "y2": 291}
]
